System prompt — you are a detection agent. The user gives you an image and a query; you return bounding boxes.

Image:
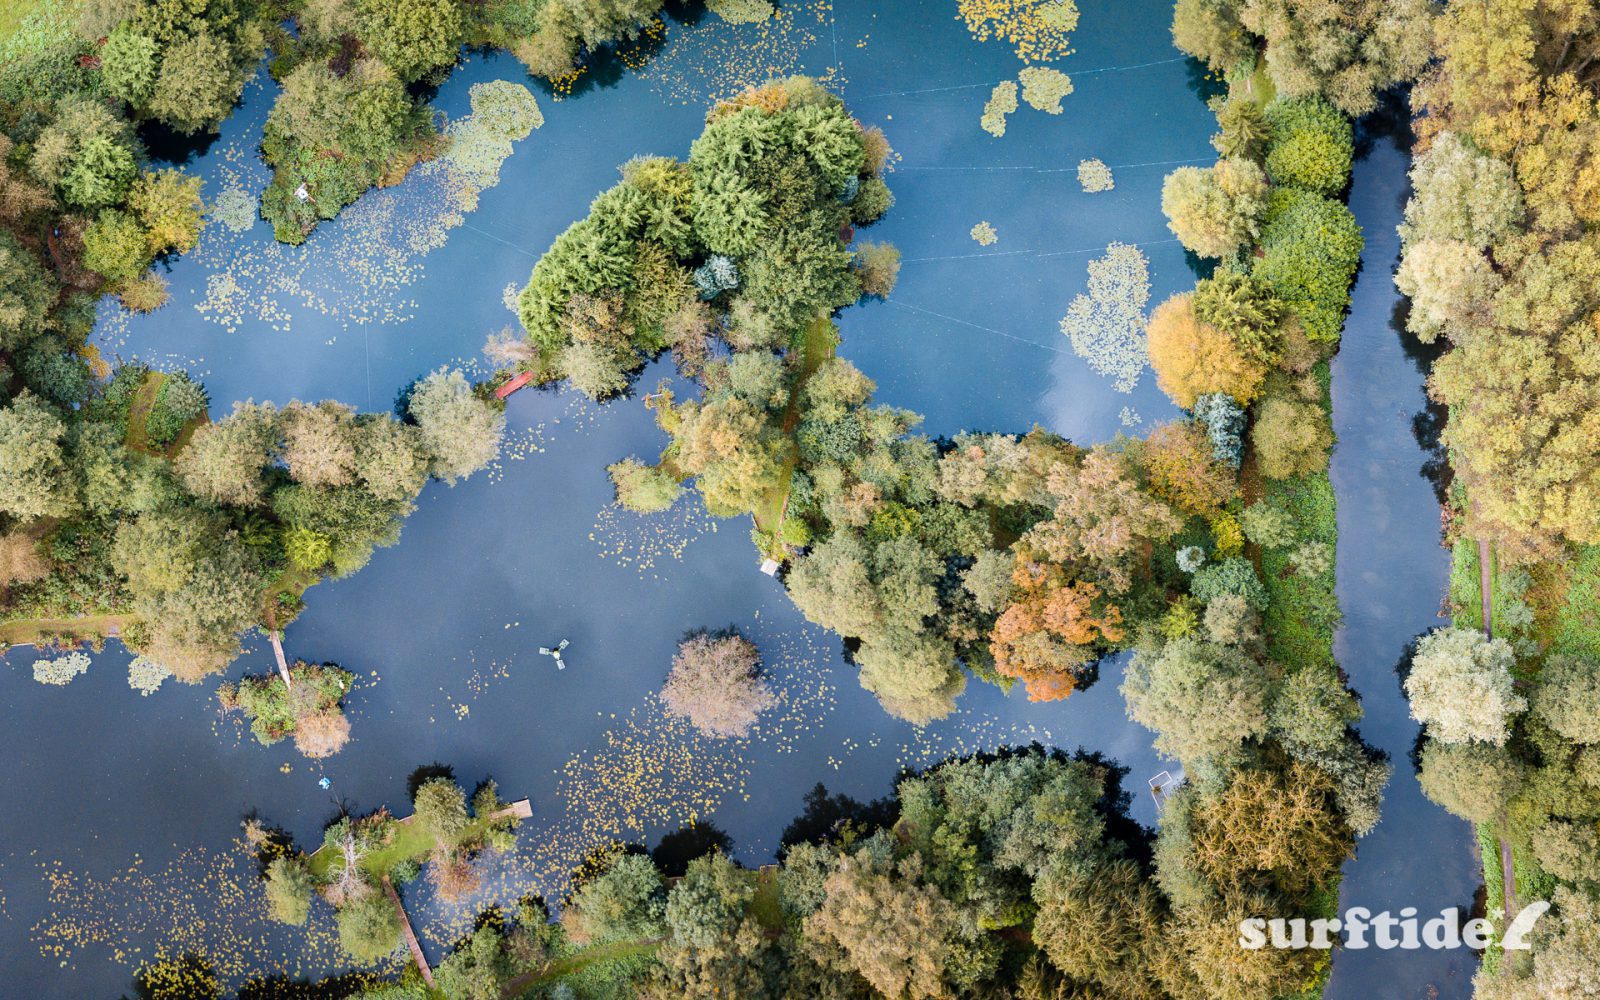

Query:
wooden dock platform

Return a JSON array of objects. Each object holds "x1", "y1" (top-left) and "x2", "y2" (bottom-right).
[{"x1": 382, "y1": 874, "x2": 434, "y2": 987}]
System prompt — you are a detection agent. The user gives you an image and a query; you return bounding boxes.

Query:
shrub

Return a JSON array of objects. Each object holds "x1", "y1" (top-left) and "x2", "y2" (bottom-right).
[
  {"x1": 1210, "y1": 513, "x2": 1244, "y2": 556},
  {"x1": 1264, "y1": 97, "x2": 1354, "y2": 195},
  {"x1": 1191, "y1": 393, "x2": 1246, "y2": 468},
  {"x1": 1290, "y1": 540, "x2": 1333, "y2": 577},
  {"x1": 1241, "y1": 502, "x2": 1295, "y2": 548},
  {"x1": 1190, "y1": 557, "x2": 1268, "y2": 611},
  {"x1": 83, "y1": 209, "x2": 152, "y2": 283},
  {"x1": 1176, "y1": 546, "x2": 1205, "y2": 573},
  {"x1": 146, "y1": 373, "x2": 208, "y2": 447}
]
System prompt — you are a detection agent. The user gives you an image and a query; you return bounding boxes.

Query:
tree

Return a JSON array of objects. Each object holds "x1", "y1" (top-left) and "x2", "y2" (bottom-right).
[
  {"x1": 357, "y1": 0, "x2": 463, "y2": 82},
  {"x1": 991, "y1": 562, "x2": 1119, "y2": 701},
  {"x1": 670, "y1": 396, "x2": 787, "y2": 517},
  {"x1": 1031, "y1": 859, "x2": 1164, "y2": 997},
  {"x1": 660, "y1": 630, "x2": 775, "y2": 738},
  {"x1": 0, "y1": 392, "x2": 77, "y2": 520},
  {"x1": 264, "y1": 855, "x2": 315, "y2": 925},
  {"x1": 1161, "y1": 158, "x2": 1269, "y2": 259},
  {"x1": 1191, "y1": 267, "x2": 1286, "y2": 363},
  {"x1": 1172, "y1": 0, "x2": 1252, "y2": 72},
  {"x1": 856, "y1": 627, "x2": 965, "y2": 724},
  {"x1": 148, "y1": 29, "x2": 244, "y2": 132},
  {"x1": 1250, "y1": 393, "x2": 1332, "y2": 479},
  {"x1": 804, "y1": 852, "x2": 966, "y2": 1000},
  {"x1": 175, "y1": 402, "x2": 280, "y2": 506},
  {"x1": 0, "y1": 232, "x2": 55, "y2": 352},
  {"x1": 607, "y1": 458, "x2": 681, "y2": 513},
  {"x1": 1122, "y1": 636, "x2": 1271, "y2": 764},
  {"x1": 563, "y1": 852, "x2": 665, "y2": 944},
  {"x1": 282, "y1": 401, "x2": 358, "y2": 488},
  {"x1": 1404, "y1": 627, "x2": 1525, "y2": 745},
  {"x1": 413, "y1": 777, "x2": 470, "y2": 847},
  {"x1": 1430, "y1": 312, "x2": 1600, "y2": 558},
  {"x1": 336, "y1": 891, "x2": 402, "y2": 962},
  {"x1": 1530, "y1": 654, "x2": 1600, "y2": 745},
  {"x1": 1253, "y1": 188, "x2": 1363, "y2": 343},
  {"x1": 131, "y1": 169, "x2": 206, "y2": 255},
  {"x1": 1393, "y1": 238, "x2": 1501, "y2": 341},
  {"x1": 853, "y1": 241, "x2": 900, "y2": 297},
  {"x1": 1398, "y1": 132, "x2": 1523, "y2": 249},
  {"x1": 663, "y1": 852, "x2": 752, "y2": 948},
  {"x1": 102, "y1": 27, "x2": 159, "y2": 106},
  {"x1": 435, "y1": 926, "x2": 520, "y2": 1000},
  {"x1": 83, "y1": 209, "x2": 153, "y2": 283},
  {"x1": 407, "y1": 368, "x2": 505, "y2": 484},
  {"x1": 1240, "y1": 0, "x2": 1435, "y2": 116},
  {"x1": 1140, "y1": 421, "x2": 1237, "y2": 516},
  {"x1": 353, "y1": 417, "x2": 431, "y2": 502},
  {"x1": 30, "y1": 96, "x2": 138, "y2": 211},
  {"x1": 1212, "y1": 97, "x2": 1269, "y2": 160},
  {"x1": 1146, "y1": 293, "x2": 1267, "y2": 408}
]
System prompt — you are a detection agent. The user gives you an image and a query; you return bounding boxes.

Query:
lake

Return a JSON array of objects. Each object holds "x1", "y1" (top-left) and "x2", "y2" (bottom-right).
[{"x1": 0, "y1": 2, "x2": 1477, "y2": 995}]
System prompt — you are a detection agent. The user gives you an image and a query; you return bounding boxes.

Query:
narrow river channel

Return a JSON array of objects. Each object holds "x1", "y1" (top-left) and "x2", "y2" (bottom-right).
[{"x1": 1323, "y1": 102, "x2": 1481, "y2": 1000}]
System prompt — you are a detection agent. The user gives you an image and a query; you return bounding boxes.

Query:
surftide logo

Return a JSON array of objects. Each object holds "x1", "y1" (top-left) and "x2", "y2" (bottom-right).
[{"x1": 1238, "y1": 902, "x2": 1549, "y2": 951}]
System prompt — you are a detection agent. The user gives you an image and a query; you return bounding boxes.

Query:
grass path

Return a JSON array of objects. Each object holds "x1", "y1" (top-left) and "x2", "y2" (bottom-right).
[
  {"x1": 1477, "y1": 535, "x2": 1520, "y2": 924},
  {"x1": 752, "y1": 315, "x2": 838, "y2": 556}
]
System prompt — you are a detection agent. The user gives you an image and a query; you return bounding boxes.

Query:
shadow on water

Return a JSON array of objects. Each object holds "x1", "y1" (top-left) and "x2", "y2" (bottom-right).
[{"x1": 651, "y1": 820, "x2": 734, "y2": 877}]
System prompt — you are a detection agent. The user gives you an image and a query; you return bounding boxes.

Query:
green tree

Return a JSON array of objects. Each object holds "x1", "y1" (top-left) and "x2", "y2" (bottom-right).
[
  {"x1": 413, "y1": 777, "x2": 469, "y2": 847},
  {"x1": 149, "y1": 29, "x2": 244, "y2": 132},
  {"x1": 0, "y1": 392, "x2": 77, "y2": 520},
  {"x1": 607, "y1": 457, "x2": 682, "y2": 513},
  {"x1": 1121, "y1": 635, "x2": 1271, "y2": 764},
  {"x1": 336, "y1": 891, "x2": 402, "y2": 962},
  {"x1": 563, "y1": 852, "x2": 665, "y2": 944},
  {"x1": 407, "y1": 368, "x2": 505, "y2": 484},
  {"x1": 0, "y1": 233, "x2": 56, "y2": 352},
  {"x1": 1172, "y1": 0, "x2": 1252, "y2": 72},
  {"x1": 357, "y1": 0, "x2": 463, "y2": 82},
  {"x1": 264, "y1": 855, "x2": 315, "y2": 925},
  {"x1": 175, "y1": 401, "x2": 280, "y2": 506},
  {"x1": 1530, "y1": 653, "x2": 1600, "y2": 745},
  {"x1": 102, "y1": 27, "x2": 160, "y2": 106},
  {"x1": 83, "y1": 209, "x2": 153, "y2": 283},
  {"x1": 1263, "y1": 95, "x2": 1354, "y2": 195}
]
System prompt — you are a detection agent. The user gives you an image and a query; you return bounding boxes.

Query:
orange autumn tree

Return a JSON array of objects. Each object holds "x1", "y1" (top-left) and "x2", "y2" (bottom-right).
[{"x1": 992, "y1": 556, "x2": 1124, "y2": 701}]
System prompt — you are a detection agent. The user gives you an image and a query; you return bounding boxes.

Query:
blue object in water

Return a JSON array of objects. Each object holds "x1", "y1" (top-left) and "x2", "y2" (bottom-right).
[{"x1": 318, "y1": 777, "x2": 331, "y2": 789}]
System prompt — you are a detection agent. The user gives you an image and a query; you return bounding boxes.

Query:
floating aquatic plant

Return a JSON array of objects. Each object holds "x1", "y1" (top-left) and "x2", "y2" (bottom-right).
[
  {"x1": 1059, "y1": 242, "x2": 1150, "y2": 392},
  {"x1": 957, "y1": 0, "x2": 1079, "y2": 62},
  {"x1": 34, "y1": 651, "x2": 91, "y2": 686},
  {"x1": 1078, "y1": 158, "x2": 1114, "y2": 192},
  {"x1": 971, "y1": 221, "x2": 998, "y2": 245},
  {"x1": 128, "y1": 656, "x2": 172, "y2": 696},
  {"x1": 981, "y1": 81, "x2": 1018, "y2": 137},
  {"x1": 1019, "y1": 66, "x2": 1073, "y2": 113}
]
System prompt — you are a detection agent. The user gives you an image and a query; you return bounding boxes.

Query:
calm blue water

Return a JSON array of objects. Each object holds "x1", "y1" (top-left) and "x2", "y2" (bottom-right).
[
  {"x1": 1322, "y1": 106, "x2": 1478, "y2": 999},
  {"x1": 0, "y1": 3, "x2": 1473, "y2": 996}
]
